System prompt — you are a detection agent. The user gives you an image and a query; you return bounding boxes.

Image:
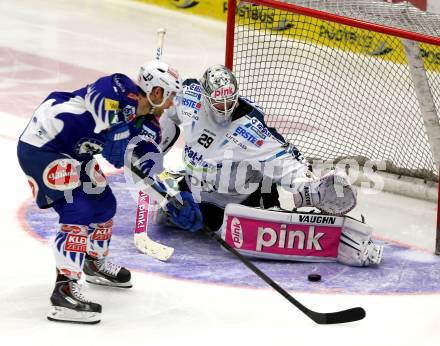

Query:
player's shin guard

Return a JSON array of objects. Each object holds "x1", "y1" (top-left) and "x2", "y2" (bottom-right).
[
  {"x1": 48, "y1": 225, "x2": 101, "y2": 324},
  {"x1": 53, "y1": 224, "x2": 89, "y2": 280},
  {"x1": 84, "y1": 220, "x2": 132, "y2": 288}
]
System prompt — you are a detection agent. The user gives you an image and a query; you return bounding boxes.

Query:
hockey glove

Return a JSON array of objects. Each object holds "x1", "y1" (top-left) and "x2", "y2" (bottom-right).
[
  {"x1": 166, "y1": 191, "x2": 203, "y2": 232},
  {"x1": 293, "y1": 170, "x2": 357, "y2": 216},
  {"x1": 102, "y1": 122, "x2": 131, "y2": 168}
]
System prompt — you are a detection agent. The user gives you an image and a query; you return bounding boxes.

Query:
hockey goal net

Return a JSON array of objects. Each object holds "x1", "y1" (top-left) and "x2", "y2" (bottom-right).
[{"x1": 225, "y1": 0, "x2": 440, "y2": 253}]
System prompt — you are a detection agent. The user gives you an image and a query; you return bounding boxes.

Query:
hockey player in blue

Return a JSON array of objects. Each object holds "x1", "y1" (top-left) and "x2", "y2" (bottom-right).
[{"x1": 16, "y1": 60, "x2": 195, "y2": 324}]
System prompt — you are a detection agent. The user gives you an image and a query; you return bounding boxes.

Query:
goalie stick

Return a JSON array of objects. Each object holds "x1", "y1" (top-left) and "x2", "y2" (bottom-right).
[
  {"x1": 132, "y1": 166, "x2": 366, "y2": 325},
  {"x1": 132, "y1": 28, "x2": 175, "y2": 261}
]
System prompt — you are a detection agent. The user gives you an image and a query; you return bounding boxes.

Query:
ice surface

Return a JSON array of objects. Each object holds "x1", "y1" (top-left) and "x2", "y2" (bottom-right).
[{"x1": 1, "y1": 0, "x2": 439, "y2": 345}]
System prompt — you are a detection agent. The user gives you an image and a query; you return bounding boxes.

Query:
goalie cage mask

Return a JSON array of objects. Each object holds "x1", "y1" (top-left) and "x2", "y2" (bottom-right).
[{"x1": 200, "y1": 65, "x2": 239, "y2": 124}]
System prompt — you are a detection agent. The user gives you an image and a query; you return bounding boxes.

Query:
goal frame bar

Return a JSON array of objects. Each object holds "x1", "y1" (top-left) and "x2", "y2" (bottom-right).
[{"x1": 225, "y1": 0, "x2": 440, "y2": 255}]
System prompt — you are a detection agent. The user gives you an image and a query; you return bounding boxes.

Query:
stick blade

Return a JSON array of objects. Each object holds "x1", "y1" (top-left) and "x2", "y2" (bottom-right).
[
  {"x1": 310, "y1": 307, "x2": 366, "y2": 325},
  {"x1": 134, "y1": 233, "x2": 174, "y2": 261}
]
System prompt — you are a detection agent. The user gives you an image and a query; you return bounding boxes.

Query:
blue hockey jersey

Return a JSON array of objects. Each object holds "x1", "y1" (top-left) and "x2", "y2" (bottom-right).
[{"x1": 19, "y1": 73, "x2": 143, "y2": 161}]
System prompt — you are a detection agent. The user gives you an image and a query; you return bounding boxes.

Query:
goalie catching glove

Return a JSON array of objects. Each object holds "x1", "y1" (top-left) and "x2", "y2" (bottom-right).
[{"x1": 292, "y1": 170, "x2": 356, "y2": 216}]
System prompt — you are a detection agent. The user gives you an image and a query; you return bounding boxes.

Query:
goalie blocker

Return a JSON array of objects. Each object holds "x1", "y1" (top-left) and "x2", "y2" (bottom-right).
[{"x1": 221, "y1": 204, "x2": 383, "y2": 267}]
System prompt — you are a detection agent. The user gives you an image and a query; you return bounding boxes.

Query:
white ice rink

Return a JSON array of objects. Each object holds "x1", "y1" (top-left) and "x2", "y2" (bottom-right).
[{"x1": 0, "y1": 1, "x2": 439, "y2": 345}]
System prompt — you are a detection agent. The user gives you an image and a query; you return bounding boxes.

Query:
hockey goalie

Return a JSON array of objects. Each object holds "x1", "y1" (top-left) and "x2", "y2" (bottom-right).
[{"x1": 142, "y1": 64, "x2": 383, "y2": 267}]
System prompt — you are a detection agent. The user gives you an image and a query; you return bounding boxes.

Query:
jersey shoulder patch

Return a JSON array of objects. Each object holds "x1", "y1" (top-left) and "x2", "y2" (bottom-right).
[{"x1": 175, "y1": 79, "x2": 202, "y2": 117}]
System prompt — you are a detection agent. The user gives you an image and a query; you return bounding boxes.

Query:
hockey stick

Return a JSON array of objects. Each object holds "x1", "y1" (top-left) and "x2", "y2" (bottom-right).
[
  {"x1": 132, "y1": 28, "x2": 175, "y2": 261},
  {"x1": 133, "y1": 168, "x2": 366, "y2": 324},
  {"x1": 155, "y1": 28, "x2": 166, "y2": 61},
  {"x1": 202, "y1": 230, "x2": 365, "y2": 324},
  {"x1": 133, "y1": 191, "x2": 174, "y2": 261}
]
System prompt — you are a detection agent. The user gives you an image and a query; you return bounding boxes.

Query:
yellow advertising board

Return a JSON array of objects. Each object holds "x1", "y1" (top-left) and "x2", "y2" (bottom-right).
[
  {"x1": 137, "y1": 0, "x2": 228, "y2": 21},
  {"x1": 137, "y1": 0, "x2": 440, "y2": 70}
]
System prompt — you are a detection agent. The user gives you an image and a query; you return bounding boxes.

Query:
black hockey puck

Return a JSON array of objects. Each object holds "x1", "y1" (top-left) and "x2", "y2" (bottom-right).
[{"x1": 308, "y1": 274, "x2": 321, "y2": 282}]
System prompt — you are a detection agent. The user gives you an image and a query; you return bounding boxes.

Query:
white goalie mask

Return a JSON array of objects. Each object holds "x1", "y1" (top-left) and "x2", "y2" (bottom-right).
[
  {"x1": 199, "y1": 65, "x2": 239, "y2": 124},
  {"x1": 138, "y1": 60, "x2": 182, "y2": 108}
]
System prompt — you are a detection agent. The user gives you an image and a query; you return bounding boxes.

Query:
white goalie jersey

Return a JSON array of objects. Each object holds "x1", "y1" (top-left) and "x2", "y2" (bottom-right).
[{"x1": 159, "y1": 79, "x2": 309, "y2": 208}]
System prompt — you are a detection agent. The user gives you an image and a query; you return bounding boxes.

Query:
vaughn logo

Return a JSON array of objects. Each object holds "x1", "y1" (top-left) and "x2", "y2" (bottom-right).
[
  {"x1": 299, "y1": 215, "x2": 336, "y2": 225},
  {"x1": 256, "y1": 225, "x2": 324, "y2": 251},
  {"x1": 230, "y1": 217, "x2": 243, "y2": 248}
]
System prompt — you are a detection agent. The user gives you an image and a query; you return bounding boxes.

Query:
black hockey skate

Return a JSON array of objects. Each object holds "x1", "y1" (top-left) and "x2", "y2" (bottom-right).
[
  {"x1": 83, "y1": 255, "x2": 132, "y2": 288},
  {"x1": 47, "y1": 275, "x2": 102, "y2": 324}
]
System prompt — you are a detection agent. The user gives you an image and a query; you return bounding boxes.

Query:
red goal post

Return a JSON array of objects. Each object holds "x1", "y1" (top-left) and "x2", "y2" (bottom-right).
[{"x1": 225, "y1": 0, "x2": 440, "y2": 254}]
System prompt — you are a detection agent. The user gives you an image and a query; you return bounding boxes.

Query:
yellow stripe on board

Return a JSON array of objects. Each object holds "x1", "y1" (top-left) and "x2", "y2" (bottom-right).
[
  {"x1": 137, "y1": 0, "x2": 440, "y2": 71},
  {"x1": 136, "y1": 0, "x2": 228, "y2": 21}
]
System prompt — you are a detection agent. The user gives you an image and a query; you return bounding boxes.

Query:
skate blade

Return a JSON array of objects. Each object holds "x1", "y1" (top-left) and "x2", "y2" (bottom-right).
[
  {"x1": 47, "y1": 306, "x2": 101, "y2": 324},
  {"x1": 85, "y1": 275, "x2": 133, "y2": 288}
]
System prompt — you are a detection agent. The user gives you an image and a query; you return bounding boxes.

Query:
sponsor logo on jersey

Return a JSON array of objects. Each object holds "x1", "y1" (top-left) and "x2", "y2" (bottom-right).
[
  {"x1": 182, "y1": 110, "x2": 196, "y2": 119},
  {"x1": 247, "y1": 118, "x2": 272, "y2": 139},
  {"x1": 104, "y1": 98, "x2": 119, "y2": 111},
  {"x1": 122, "y1": 104, "x2": 136, "y2": 122},
  {"x1": 184, "y1": 90, "x2": 202, "y2": 100},
  {"x1": 75, "y1": 138, "x2": 103, "y2": 156},
  {"x1": 231, "y1": 217, "x2": 243, "y2": 248},
  {"x1": 182, "y1": 97, "x2": 201, "y2": 110},
  {"x1": 184, "y1": 145, "x2": 221, "y2": 171},
  {"x1": 140, "y1": 125, "x2": 158, "y2": 141},
  {"x1": 233, "y1": 126, "x2": 264, "y2": 147},
  {"x1": 43, "y1": 159, "x2": 81, "y2": 190},
  {"x1": 88, "y1": 162, "x2": 107, "y2": 188},
  {"x1": 188, "y1": 83, "x2": 202, "y2": 93},
  {"x1": 184, "y1": 145, "x2": 204, "y2": 165},
  {"x1": 225, "y1": 132, "x2": 248, "y2": 150},
  {"x1": 298, "y1": 215, "x2": 337, "y2": 225}
]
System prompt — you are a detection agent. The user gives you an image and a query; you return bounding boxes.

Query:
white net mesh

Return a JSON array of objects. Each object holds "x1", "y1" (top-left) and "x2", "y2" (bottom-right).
[
  {"x1": 283, "y1": 1, "x2": 440, "y2": 37},
  {"x1": 232, "y1": 0, "x2": 440, "y2": 180}
]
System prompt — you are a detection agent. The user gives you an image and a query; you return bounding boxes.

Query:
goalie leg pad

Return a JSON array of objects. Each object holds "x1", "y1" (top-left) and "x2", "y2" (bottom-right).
[
  {"x1": 337, "y1": 218, "x2": 384, "y2": 266},
  {"x1": 222, "y1": 204, "x2": 344, "y2": 262},
  {"x1": 222, "y1": 204, "x2": 383, "y2": 266}
]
